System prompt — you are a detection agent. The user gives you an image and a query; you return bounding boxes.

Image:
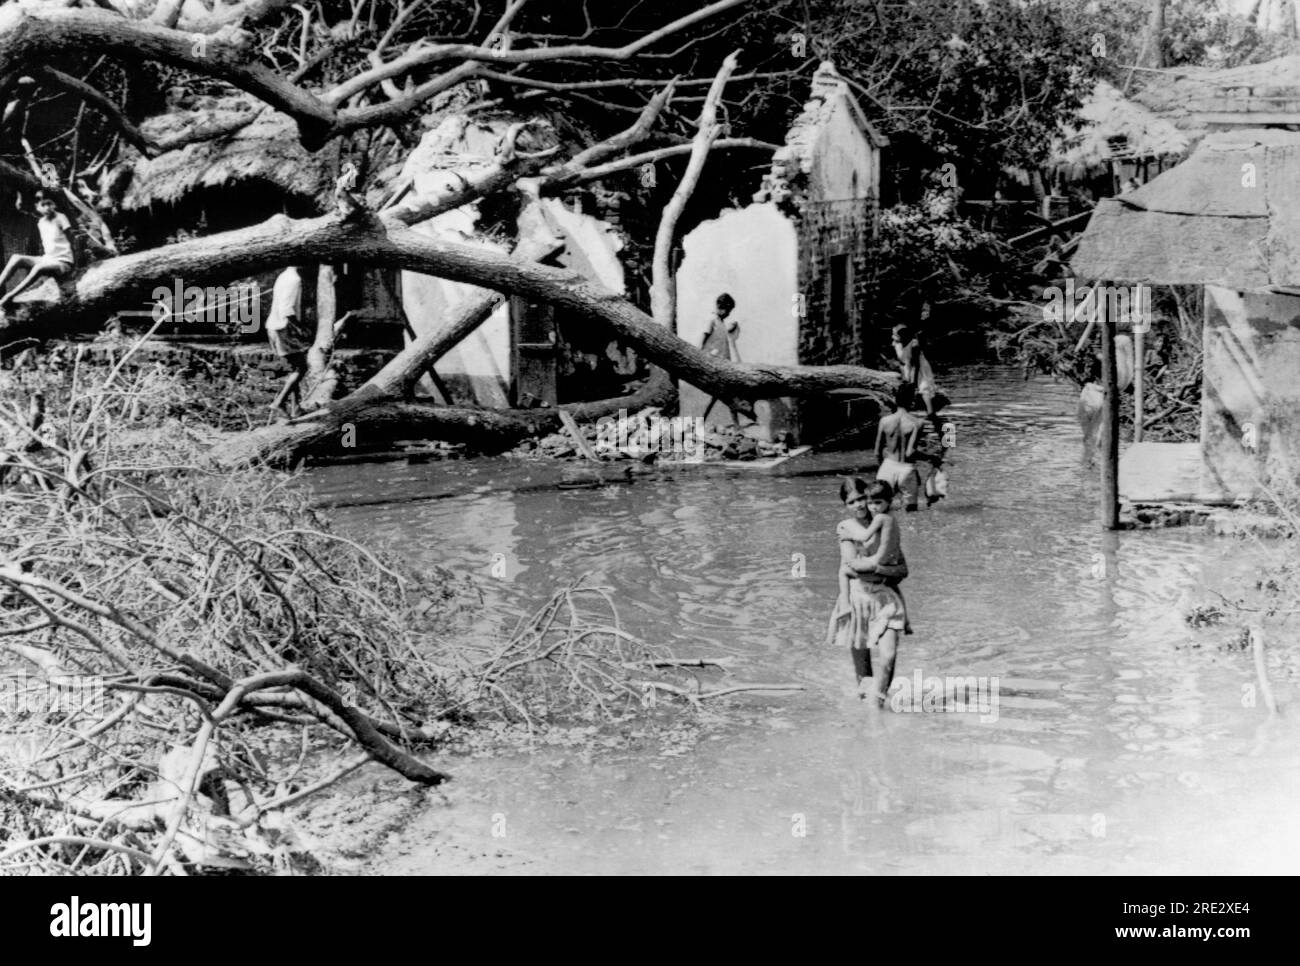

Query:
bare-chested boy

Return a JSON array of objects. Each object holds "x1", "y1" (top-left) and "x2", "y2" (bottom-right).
[{"x1": 874, "y1": 383, "x2": 925, "y2": 512}]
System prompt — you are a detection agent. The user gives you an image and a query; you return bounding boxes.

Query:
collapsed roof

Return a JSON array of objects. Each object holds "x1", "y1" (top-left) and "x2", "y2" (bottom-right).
[
  {"x1": 1071, "y1": 128, "x2": 1300, "y2": 289},
  {"x1": 1051, "y1": 80, "x2": 1190, "y2": 178},
  {"x1": 122, "y1": 98, "x2": 330, "y2": 210},
  {"x1": 1130, "y1": 52, "x2": 1300, "y2": 140}
]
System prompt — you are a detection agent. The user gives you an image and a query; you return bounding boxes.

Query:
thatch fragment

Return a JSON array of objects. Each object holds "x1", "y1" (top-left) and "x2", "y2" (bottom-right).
[
  {"x1": 123, "y1": 97, "x2": 329, "y2": 210},
  {"x1": 1072, "y1": 129, "x2": 1300, "y2": 289}
]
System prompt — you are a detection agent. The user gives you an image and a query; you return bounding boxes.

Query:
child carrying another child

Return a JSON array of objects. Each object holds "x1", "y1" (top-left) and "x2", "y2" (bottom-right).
[{"x1": 828, "y1": 478, "x2": 910, "y2": 704}]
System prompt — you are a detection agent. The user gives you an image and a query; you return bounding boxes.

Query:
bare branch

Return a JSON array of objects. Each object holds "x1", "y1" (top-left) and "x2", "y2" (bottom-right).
[
  {"x1": 567, "y1": 80, "x2": 676, "y2": 169},
  {"x1": 35, "y1": 66, "x2": 262, "y2": 158},
  {"x1": 325, "y1": 0, "x2": 751, "y2": 104},
  {"x1": 651, "y1": 51, "x2": 738, "y2": 331},
  {"x1": 546, "y1": 137, "x2": 778, "y2": 192}
]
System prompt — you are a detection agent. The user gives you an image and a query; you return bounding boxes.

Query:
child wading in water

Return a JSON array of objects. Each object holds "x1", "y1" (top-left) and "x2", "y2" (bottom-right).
[
  {"x1": 828, "y1": 478, "x2": 910, "y2": 703},
  {"x1": 875, "y1": 383, "x2": 925, "y2": 512}
]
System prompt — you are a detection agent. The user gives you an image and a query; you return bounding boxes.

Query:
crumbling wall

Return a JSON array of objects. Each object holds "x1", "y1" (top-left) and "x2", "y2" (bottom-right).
[
  {"x1": 401, "y1": 205, "x2": 513, "y2": 408},
  {"x1": 1201, "y1": 285, "x2": 1300, "y2": 498},
  {"x1": 675, "y1": 204, "x2": 799, "y2": 440},
  {"x1": 795, "y1": 198, "x2": 876, "y2": 368}
]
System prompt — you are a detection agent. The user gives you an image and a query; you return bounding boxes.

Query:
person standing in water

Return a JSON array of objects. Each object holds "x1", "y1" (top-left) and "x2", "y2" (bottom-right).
[
  {"x1": 892, "y1": 318, "x2": 943, "y2": 435},
  {"x1": 828, "y1": 478, "x2": 909, "y2": 703},
  {"x1": 875, "y1": 383, "x2": 925, "y2": 512}
]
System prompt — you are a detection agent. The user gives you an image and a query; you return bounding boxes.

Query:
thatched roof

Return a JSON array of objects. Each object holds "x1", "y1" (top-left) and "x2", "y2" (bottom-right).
[
  {"x1": 1052, "y1": 81, "x2": 1189, "y2": 178},
  {"x1": 1131, "y1": 53, "x2": 1300, "y2": 139},
  {"x1": 123, "y1": 98, "x2": 329, "y2": 210},
  {"x1": 1071, "y1": 129, "x2": 1300, "y2": 289}
]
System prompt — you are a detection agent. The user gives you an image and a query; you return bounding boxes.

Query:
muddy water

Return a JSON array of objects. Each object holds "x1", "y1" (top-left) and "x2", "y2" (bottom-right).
[{"x1": 312, "y1": 366, "x2": 1300, "y2": 874}]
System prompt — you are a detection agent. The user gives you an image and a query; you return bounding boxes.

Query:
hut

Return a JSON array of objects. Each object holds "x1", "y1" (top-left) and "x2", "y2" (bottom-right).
[
  {"x1": 674, "y1": 61, "x2": 887, "y2": 442},
  {"x1": 1131, "y1": 53, "x2": 1300, "y2": 137},
  {"x1": 1072, "y1": 128, "x2": 1300, "y2": 503},
  {"x1": 114, "y1": 96, "x2": 403, "y2": 341},
  {"x1": 69, "y1": 94, "x2": 631, "y2": 399},
  {"x1": 122, "y1": 100, "x2": 330, "y2": 225},
  {"x1": 1050, "y1": 80, "x2": 1190, "y2": 197}
]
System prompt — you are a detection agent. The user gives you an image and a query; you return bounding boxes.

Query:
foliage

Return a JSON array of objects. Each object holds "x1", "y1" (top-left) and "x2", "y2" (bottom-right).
[
  {"x1": 987, "y1": 283, "x2": 1203, "y2": 442},
  {"x1": 1074, "y1": 0, "x2": 1297, "y2": 72},
  {"x1": 874, "y1": 189, "x2": 1006, "y2": 330},
  {"x1": 786, "y1": 0, "x2": 1102, "y2": 197}
]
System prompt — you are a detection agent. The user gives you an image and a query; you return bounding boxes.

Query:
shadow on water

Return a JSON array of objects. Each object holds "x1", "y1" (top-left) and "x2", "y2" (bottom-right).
[{"x1": 311, "y1": 365, "x2": 1300, "y2": 874}]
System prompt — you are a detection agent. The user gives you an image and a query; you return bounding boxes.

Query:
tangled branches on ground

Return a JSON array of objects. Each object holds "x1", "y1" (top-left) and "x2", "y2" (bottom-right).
[
  {"x1": 0, "y1": 338, "x2": 794, "y2": 874},
  {"x1": 467, "y1": 582, "x2": 798, "y2": 728},
  {"x1": 0, "y1": 345, "x2": 478, "y2": 873}
]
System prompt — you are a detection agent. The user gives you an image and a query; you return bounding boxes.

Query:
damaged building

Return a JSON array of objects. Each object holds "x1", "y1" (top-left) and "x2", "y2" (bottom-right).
[
  {"x1": 676, "y1": 61, "x2": 887, "y2": 442},
  {"x1": 395, "y1": 115, "x2": 629, "y2": 409},
  {"x1": 1073, "y1": 128, "x2": 1300, "y2": 503}
]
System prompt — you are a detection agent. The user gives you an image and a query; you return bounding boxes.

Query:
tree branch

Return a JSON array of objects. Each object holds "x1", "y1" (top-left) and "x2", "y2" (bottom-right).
[
  {"x1": 651, "y1": 51, "x2": 737, "y2": 331},
  {"x1": 546, "y1": 137, "x2": 777, "y2": 192},
  {"x1": 324, "y1": 0, "x2": 751, "y2": 104}
]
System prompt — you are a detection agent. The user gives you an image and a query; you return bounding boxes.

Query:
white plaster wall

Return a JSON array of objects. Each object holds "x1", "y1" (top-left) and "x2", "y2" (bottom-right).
[
  {"x1": 675, "y1": 204, "x2": 798, "y2": 435},
  {"x1": 809, "y1": 95, "x2": 878, "y2": 202},
  {"x1": 539, "y1": 199, "x2": 625, "y2": 293},
  {"x1": 401, "y1": 204, "x2": 511, "y2": 407},
  {"x1": 1201, "y1": 285, "x2": 1300, "y2": 498}
]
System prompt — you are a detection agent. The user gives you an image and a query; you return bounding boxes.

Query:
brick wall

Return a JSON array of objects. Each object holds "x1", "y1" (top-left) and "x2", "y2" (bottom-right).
[{"x1": 794, "y1": 198, "x2": 878, "y2": 367}]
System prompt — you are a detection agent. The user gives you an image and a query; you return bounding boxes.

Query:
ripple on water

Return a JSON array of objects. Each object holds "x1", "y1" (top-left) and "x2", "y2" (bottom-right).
[{"x1": 315, "y1": 365, "x2": 1299, "y2": 874}]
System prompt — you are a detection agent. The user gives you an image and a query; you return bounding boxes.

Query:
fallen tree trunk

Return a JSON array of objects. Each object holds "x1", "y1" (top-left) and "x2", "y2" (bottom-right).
[
  {"x1": 0, "y1": 208, "x2": 894, "y2": 464},
  {"x1": 2, "y1": 211, "x2": 893, "y2": 396},
  {"x1": 17, "y1": 213, "x2": 894, "y2": 395},
  {"x1": 209, "y1": 367, "x2": 679, "y2": 467},
  {"x1": 365, "y1": 220, "x2": 565, "y2": 398}
]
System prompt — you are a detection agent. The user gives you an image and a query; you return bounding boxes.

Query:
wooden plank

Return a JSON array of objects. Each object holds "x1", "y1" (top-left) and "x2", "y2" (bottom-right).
[
  {"x1": 1134, "y1": 325, "x2": 1145, "y2": 443},
  {"x1": 1100, "y1": 284, "x2": 1120, "y2": 530},
  {"x1": 655, "y1": 445, "x2": 813, "y2": 470},
  {"x1": 511, "y1": 296, "x2": 558, "y2": 407},
  {"x1": 558, "y1": 409, "x2": 600, "y2": 461},
  {"x1": 717, "y1": 445, "x2": 812, "y2": 469}
]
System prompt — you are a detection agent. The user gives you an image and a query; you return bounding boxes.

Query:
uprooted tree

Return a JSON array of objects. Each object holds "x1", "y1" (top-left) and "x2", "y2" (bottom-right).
[
  {"x1": 2, "y1": 355, "x2": 805, "y2": 872},
  {"x1": 0, "y1": 0, "x2": 898, "y2": 468}
]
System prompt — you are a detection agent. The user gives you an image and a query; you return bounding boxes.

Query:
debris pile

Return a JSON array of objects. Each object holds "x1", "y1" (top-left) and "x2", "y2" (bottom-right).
[{"x1": 509, "y1": 408, "x2": 795, "y2": 463}]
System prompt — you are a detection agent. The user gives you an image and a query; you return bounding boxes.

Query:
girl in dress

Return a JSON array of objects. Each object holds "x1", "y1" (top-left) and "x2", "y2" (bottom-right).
[{"x1": 827, "y1": 478, "x2": 909, "y2": 703}]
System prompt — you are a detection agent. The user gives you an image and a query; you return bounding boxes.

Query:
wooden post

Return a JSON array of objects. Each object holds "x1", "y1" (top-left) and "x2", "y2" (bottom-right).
[
  {"x1": 1133, "y1": 321, "x2": 1145, "y2": 443},
  {"x1": 1100, "y1": 284, "x2": 1120, "y2": 529},
  {"x1": 312, "y1": 264, "x2": 337, "y2": 372}
]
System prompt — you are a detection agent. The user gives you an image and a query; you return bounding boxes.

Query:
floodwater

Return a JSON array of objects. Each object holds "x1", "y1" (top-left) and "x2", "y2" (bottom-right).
[{"x1": 311, "y1": 365, "x2": 1300, "y2": 874}]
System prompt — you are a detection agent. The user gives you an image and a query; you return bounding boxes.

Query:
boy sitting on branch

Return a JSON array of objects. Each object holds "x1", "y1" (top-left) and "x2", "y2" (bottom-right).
[{"x1": 0, "y1": 189, "x2": 74, "y2": 310}]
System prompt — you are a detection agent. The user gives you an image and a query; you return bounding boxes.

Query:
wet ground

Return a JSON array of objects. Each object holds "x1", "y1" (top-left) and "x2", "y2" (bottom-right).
[{"x1": 310, "y1": 365, "x2": 1300, "y2": 874}]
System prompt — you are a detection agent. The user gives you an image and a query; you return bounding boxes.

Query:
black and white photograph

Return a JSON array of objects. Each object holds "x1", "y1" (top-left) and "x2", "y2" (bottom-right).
[{"x1": 0, "y1": 0, "x2": 1293, "y2": 896}]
